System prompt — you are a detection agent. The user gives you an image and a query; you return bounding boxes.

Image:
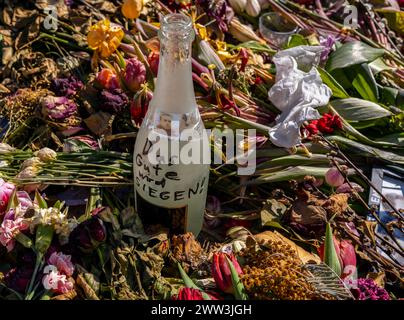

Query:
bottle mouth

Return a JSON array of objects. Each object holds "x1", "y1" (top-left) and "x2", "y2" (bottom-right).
[{"x1": 159, "y1": 13, "x2": 194, "y2": 40}]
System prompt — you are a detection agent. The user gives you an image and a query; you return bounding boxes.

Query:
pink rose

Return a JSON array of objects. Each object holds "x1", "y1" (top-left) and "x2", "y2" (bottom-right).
[{"x1": 48, "y1": 252, "x2": 74, "y2": 277}]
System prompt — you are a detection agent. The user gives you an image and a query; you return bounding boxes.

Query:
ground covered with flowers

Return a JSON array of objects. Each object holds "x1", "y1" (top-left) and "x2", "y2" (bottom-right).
[{"x1": 0, "y1": 0, "x2": 403, "y2": 300}]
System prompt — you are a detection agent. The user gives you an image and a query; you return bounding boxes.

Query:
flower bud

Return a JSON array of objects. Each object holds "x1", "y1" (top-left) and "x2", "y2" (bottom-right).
[
  {"x1": 212, "y1": 252, "x2": 243, "y2": 294},
  {"x1": 121, "y1": 0, "x2": 143, "y2": 19},
  {"x1": 147, "y1": 52, "x2": 159, "y2": 76},
  {"x1": 41, "y1": 96, "x2": 77, "y2": 121},
  {"x1": 228, "y1": 0, "x2": 247, "y2": 13},
  {"x1": 0, "y1": 178, "x2": 15, "y2": 214},
  {"x1": 96, "y1": 68, "x2": 120, "y2": 90},
  {"x1": 36, "y1": 148, "x2": 57, "y2": 162},
  {"x1": 123, "y1": 57, "x2": 146, "y2": 92},
  {"x1": 245, "y1": 0, "x2": 261, "y2": 17},
  {"x1": 325, "y1": 167, "x2": 345, "y2": 187},
  {"x1": 130, "y1": 90, "x2": 152, "y2": 125}
]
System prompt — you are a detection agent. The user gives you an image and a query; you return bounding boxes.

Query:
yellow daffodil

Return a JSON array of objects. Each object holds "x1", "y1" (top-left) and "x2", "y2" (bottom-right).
[
  {"x1": 87, "y1": 20, "x2": 124, "y2": 58},
  {"x1": 121, "y1": 0, "x2": 143, "y2": 20}
]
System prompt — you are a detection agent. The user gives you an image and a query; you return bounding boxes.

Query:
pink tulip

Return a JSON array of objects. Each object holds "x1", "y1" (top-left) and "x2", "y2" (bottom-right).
[
  {"x1": 325, "y1": 167, "x2": 345, "y2": 187},
  {"x1": 318, "y1": 236, "x2": 357, "y2": 280},
  {"x1": 0, "y1": 179, "x2": 15, "y2": 214},
  {"x1": 336, "y1": 182, "x2": 364, "y2": 194},
  {"x1": 48, "y1": 252, "x2": 75, "y2": 277},
  {"x1": 212, "y1": 252, "x2": 243, "y2": 294},
  {"x1": 123, "y1": 57, "x2": 146, "y2": 92},
  {"x1": 172, "y1": 287, "x2": 218, "y2": 300}
]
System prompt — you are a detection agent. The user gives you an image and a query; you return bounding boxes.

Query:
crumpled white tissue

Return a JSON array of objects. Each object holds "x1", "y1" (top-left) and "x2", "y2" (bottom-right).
[{"x1": 268, "y1": 45, "x2": 332, "y2": 148}]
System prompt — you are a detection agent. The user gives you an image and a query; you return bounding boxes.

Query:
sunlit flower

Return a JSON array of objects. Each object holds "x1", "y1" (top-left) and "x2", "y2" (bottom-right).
[
  {"x1": 87, "y1": 20, "x2": 124, "y2": 58},
  {"x1": 0, "y1": 143, "x2": 16, "y2": 154},
  {"x1": 325, "y1": 167, "x2": 345, "y2": 187},
  {"x1": 96, "y1": 68, "x2": 120, "y2": 90}
]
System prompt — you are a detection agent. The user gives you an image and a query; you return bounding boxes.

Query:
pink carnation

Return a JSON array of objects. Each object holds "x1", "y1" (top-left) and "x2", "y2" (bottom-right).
[
  {"x1": 48, "y1": 252, "x2": 74, "y2": 277},
  {"x1": 42, "y1": 266, "x2": 74, "y2": 294},
  {"x1": 0, "y1": 217, "x2": 29, "y2": 252}
]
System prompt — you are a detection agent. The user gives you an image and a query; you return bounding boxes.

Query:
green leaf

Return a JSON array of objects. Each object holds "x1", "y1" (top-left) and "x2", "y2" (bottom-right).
[
  {"x1": 6, "y1": 188, "x2": 19, "y2": 212},
  {"x1": 177, "y1": 263, "x2": 211, "y2": 300},
  {"x1": 330, "y1": 98, "x2": 391, "y2": 122},
  {"x1": 379, "y1": 86, "x2": 398, "y2": 106},
  {"x1": 368, "y1": 58, "x2": 395, "y2": 75},
  {"x1": 225, "y1": 256, "x2": 248, "y2": 300},
  {"x1": 286, "y1": 34, "x2": 308, "y2": 49},
  {"x1": 35, "y1": 224, "x2": 54, "y2": 254},
  {"x1": 35, "y1": 190, "x2": 48, "y2": 209},
  {"x1": 14, "y1": 232, "x2": 33, "y2": 249},
  {"x1": 317, "y1": 67, "x2": 349, "y2": 99},
  {"x1": 324, "y1": 223, "x2": 342, "y2": 277},
  {"x1": 376, "y1": 133, "x2": 404, "y2": 147},
  {"x1": 326, "y1": 41, "x2": 384, "y2": 72},
  {"x1": 351, "y1": 64, "x2": 379, "y2": 102}
]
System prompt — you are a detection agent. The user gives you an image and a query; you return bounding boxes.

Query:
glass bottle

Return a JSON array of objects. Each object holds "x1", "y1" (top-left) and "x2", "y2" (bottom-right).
[{"x1": 133, "y1": 13, "x2": 210, "y2": 236}]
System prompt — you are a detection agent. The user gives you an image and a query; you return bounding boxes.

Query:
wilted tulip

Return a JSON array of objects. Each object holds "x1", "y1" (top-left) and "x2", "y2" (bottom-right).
[
  {"x1": 122, "y1": 0, "x2": 143, "y2": 19},
  {"x1": 51, "y1": 76, "x2": 83, "y2": 98},
  {"x1": 130, "y1": 90, "x2": 152, "y2": 125},
  {"x1": 99, "y1": 89, "x2": 129, "y2": 114},
  {"x1": 123, "y1": 57, "x2": 146, "y2": 92},
  {"x1": 0, "y1": 179, "x2": 15, "y2": 214},
  {"x1": 16, "y1": 191, "x2": 33, "y2": 214},
  {"x1": 41, "y1": 96, "x2": 78, "y2": 121},
  {"x1": 96, "y1": 68, "x2": 120, "y2": 90},
  {"x1": 212, "y1": 252, "x2": 243, "y2": 294},
  {"x1": 325, "y1": 167, "x2": 345, "y2": 187},
  {"x1": 147, "y1": 52, "x2": 159, "y2": 76},
  {"x1": 21, "y1": 157, "x2": 43, "y2": 171},
  {"x1": 0, "y1": 143, "x2": 16, "y2": 154}
]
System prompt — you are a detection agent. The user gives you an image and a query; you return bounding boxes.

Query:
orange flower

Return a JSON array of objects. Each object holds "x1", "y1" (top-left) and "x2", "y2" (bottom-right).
[
  {"x1": 121, "y1": 0, "x2": 143, "y2": 19},
  {"x1": 87, "y1": 20, "x2": 124, "y2": 58}
]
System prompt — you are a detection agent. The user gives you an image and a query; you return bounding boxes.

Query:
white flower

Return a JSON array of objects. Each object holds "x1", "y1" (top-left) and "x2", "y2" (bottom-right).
[
  {"x1": 36, "y1": 147, "x2": 57, "y2": 162},
  {"x1": 21, "y1": 157, "x2": 43, "y2": 170},
  {"x1": 0, "y1": 143, "x2": 15, "y2": 154}
]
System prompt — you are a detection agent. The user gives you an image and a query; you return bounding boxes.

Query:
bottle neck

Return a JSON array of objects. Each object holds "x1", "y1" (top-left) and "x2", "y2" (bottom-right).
[{"x1": 150, "y1": 24, "x2": 197, "y2": 114}]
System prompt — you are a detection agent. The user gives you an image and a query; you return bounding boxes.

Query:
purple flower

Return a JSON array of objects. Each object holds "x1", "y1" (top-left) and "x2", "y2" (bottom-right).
[
  {"x1": 51, "y1": 76, "x2": 83, "y2": 98},
  {"x1": 41, "y1": 96, "x2": 78, "y2": 121},
  {"x1": 349, "y1": 278, "x2": 390, "y2": 300},
  {"x1": 197, "y1": 0, "x2": 234, "y2": 32},
  {"x1": 99, "y1": 89, "x2": 129, "y2": 114},
  {"x1": 336, "y1": 182, "x2": 364, "y2": 194},
  {"x1": 320, "y1": 35, "x2": 337, "y2": 63},
  {"x1": 123, "y1": 57, "x2": 146, "y2": 92}
]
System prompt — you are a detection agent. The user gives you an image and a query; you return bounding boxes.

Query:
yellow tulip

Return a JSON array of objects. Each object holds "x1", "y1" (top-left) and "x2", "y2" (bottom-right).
[
  {"x1": 87, "y1": 20, "x2": 124, "y2": 58},
  {"x1": 121, "y1": 0, "x2": 143, "y2": 20}
]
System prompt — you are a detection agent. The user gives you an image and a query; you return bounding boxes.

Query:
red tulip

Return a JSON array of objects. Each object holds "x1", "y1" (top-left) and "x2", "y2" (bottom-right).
[
  {"x1": 212, "y1": 252, "x2": 243, "y2": 294},
  {"x1": 318, "y1": 236, "x2": 357, "y2": 279},
  {"x1": 172, "y1": 287, "x2": 218, "y2": 300}
]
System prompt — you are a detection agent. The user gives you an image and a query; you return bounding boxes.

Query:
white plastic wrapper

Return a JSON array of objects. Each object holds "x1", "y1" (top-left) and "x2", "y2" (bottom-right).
[{"x1": 268, "y1": 46, "x2": 332, "y2": 148}]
